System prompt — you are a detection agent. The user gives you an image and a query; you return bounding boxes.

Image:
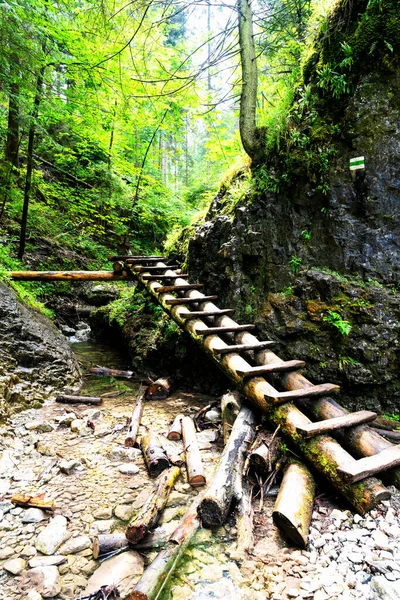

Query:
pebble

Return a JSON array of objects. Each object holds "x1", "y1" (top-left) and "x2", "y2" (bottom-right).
[
  {"x1": 29, "y1": 555, "x2": 67, "y2": 568},
  {"x1": 35, "y1": 515, "x2": 68, "y2": 555},
  {"x1": 25, "y1": 421, "x2": 54, "y2": 433},
  {"x1": 4, "y1": 557, "x2": 27, "y2": 575},
  {"x1": 59, "y1": 459, "x2": 81, "y2": 474},
  {"x1": 21, "y1": 508, "x2": 47, "y2": 523},
  {"x1": 58, "y1": 535, "x2": 91, "y2": 555},
  {"x1": 119, "y1": 463, "x2": 139, "y2": 475}
]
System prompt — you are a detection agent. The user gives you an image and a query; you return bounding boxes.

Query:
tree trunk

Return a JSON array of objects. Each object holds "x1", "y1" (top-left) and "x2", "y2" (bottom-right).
[
  {"x1": 221, "y1": 391, "x2": 241, "y2": 444},
  {"x1": 5, "y1": 55, "x2": 20, "y2": 168},
  {"x1": 197, "y1": 406, "x2": 257, "y2": 528},
  {"x1": 18, "y1": 62, "x2": 45, "y2": 259},
  {"x1": 55, "y1": 394, "x2": 102, "y2": 406},
  {"x1": 234, "y1": 480, "x2": 254, "y2": 557},
  {"x1": 141, "y1": 430, "x2": 170, "y2": 477},
  {"x1": 125, "y1": 392, "x2": 144, "y2": 448},
  {"x1": 125, "y1": 466, "x2": 180, "y2": 544},
  {"x1": 237, "y1": 0, "x2": 264, "y2": 163},
  {"x1": 167, "y1": 414, "x2": 183, "y2": 440},
  {"x1": 10, "y1": 271, "x2": 136, "y2": 281},
  {"x1": 272, "y1": 461, "x2": 315, "y2": 548},
  {"x1": 145, "y1": 378, "x2": 172, "y2": 400},
  {"x1": 181, "y1": 416, "x2": 206, "y2": 487}
]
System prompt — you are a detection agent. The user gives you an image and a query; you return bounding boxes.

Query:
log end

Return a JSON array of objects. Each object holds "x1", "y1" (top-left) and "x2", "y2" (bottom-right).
[
  {"x1": 130, "y1": 592, "x2": 148, "y2": 600},
  {"x1": 124, "y1": 438, "x2": 135, "y2": 448},
  {"x1": 197, "y1": 498, "x2": 224, "y2": 529},
  {"x1": 149, "y1": 458, "x2": 171, "y2": 478},
  {"x1": 126, "y1": 524, "x2": 147, "y2": 545},
  {"x1": 272, "y1": 511, "x2": 307, "y2": 548},
  {"x1": 92, "y1": 537, "x2": 100, "y2": 560},
  {"x1": 167, "y1": 432, "x2": 181, "y2": 441},
  {"x1": 189, "y1": 474, "x2": 206, "y2": 488}
]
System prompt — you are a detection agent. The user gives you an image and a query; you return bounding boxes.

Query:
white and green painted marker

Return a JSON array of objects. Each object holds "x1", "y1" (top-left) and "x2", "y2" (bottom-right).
[{"x1": 350, "y1": 156, "x2": 365, "y2": 170}]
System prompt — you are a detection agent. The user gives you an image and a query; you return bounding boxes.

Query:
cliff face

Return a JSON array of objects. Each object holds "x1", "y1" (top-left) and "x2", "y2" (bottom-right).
[{"x1": 182, "y1": 16, "x2": 400, "y2": 412}]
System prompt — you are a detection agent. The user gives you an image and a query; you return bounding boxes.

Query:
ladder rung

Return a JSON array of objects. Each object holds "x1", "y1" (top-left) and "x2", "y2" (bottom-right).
[
  {"x1": 214, "y1": 341, "x2": 275, "y2": 354},
  {"x1": 180, "y1": 309, "x2": 235, "y2": 319},
  {"x1": 156, "y1": 284, "x2": 204, "y2": 293},
  {"x1": 134, "y1": 265, "x2": 179, "y2": 273},
  {"x1": 110, "y1": 255, "x2": 165, "y2": 261},
  {"x1": 237, "y1": 360, "x2": 305, "y2": 377},
  {"x1": 196, "y1": 324, "x2": 255, "y2": 335},
  {"x1": 264, "y1": 383, "x2": 340, "y2": 404},
  {"x1": 125, "y1": 257, "x2": 166, "y2": 264},
  {"x1": 142, "y1": 274, "x2": 188, "y2": 281},
  {"x1": 296, "y1": 410, "x2": 377, "y2": 438},
  {"x1": 338, "y1": 445, "x2": 400, "y2": 483},
  {"x1": 165, "y1": 296, "x2": 218, "y2": 306}
]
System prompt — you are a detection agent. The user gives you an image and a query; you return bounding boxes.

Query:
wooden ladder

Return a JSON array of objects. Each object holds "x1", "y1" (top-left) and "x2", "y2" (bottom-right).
[{"x1": 110, "y1": 255, "x2": 400, "y2": 510}]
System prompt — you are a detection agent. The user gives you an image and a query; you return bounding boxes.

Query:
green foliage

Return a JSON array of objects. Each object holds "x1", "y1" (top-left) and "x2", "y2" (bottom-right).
[
  {"x1": 338, "y1": 355, "x2": 360, "y2": 370},
  {"x1": 383, "y1": 413, "x2": 400, "y2": 423},
  {"x1": 301, "y1": 229, "x2": 311, "y2": 241},
  {"x1": 323, "y1": 310, "x2": 352, "y2": 336},
  {"x1": 289, "y1": 255, "x2": 302, "y2": 274}
]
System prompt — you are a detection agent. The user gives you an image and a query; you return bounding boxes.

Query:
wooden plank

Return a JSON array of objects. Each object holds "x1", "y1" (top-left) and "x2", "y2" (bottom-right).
[
  {"x1": 180, "y1": 309, "x2": 235, "y2": 319},
  {"x1": 214, "y1": 341, "x2": 275, "y2": 354},
  {"x1": 264, "y1": 383, "x2": 340, "y2": 403},
  {"x1": 156, "y1": 284, "x2": 204, "y2": 293},
  {"x1": 338, "y1": 446, "x2": 400, "y2": 483},
  {"x1": 134, "y1": 266, "x2": 179, "y2": 272},
  {"x1": 10, "y1": 271, "x2": 136, "y2": 281},
  {"x1": 296, "y1": 411, "x2": 377, "y2": 438},
  {"x1": 166, "y1": 295, "x2": 218, "y2": 306},
  {"x1": 196, "y1": 324, "x2": 255, "y2": 335},
  {"x1": 125, "y1": 257, "x2": 166, "y2": 264},
  {"x1": 237, "y1": 360, "x2": 305, "y2": 377},
  {"x1": 110, "y1": 255, "x2": 165, "y2": 261},
  {"x1": 141, "y1": 274, "x2": 189, "y2": 281}
]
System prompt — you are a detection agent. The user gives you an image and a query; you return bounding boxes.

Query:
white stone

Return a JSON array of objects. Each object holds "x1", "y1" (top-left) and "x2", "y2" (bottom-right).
[
  {"x1": 29, "y1": 556, "x2": 66, "y2": 568},
  {"x1": 4, "y1": 557, "x2": 27, "y2": 575},
  {"x1": 25, "y1": 591, "x2": 43, "y2": 600},
  {"x1": 83, "y1": 551, "x2": 144, "y2": 597},
  {"x1": 70, "y1": 419, "x2": 87, "y2": 434},
  {"x1": 58, "y1": 535, "x2": 91, "y2": 555},
  {"x1": 0, "y1": 545, "x2": 15, "y2": 559},
  {"x1": 13, "y1": 469, "x2": 36, "y2": 481},
  {"x1": 330, "y1": 509, "x2": 349, "y2": 522},
  {"x1": 373, "y1": 530, "x2": 391, "y2": 551},
  {"x1": 114, "y1": 504, "x2": 136, "y2": 521},
  {"x1": 25, "y1": 566, "x2": 61, "y2": 598},
  {"x1": 119, "y1": 463, "x2": 139, "y2": 475},
  {"x1": 25, "y1": 421, "x2": 54, "y2": 433},
  {"x1": 35, "y1": 515, "x2": 68, "y2": 555},
  {"x1": 82, "y1": 408, "x2": 102, "y2": 420},
  {"x1": 371, "y1": 575, "x2": 399, "y2": 600},
  {"x1": 22, "y1": 508, "x2": 47, "y2": 523},
  {"x1": 59, "y1": 459, "x2": 80, "y2": 474},
  {"x1": 108, "y1": 447, "x2": 141, "y2": 462}
]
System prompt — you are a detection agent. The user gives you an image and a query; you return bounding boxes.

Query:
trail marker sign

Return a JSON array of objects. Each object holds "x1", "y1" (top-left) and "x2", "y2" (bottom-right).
[{"x1": 350, "y1": 156, "x2": 365, "y2": 171}]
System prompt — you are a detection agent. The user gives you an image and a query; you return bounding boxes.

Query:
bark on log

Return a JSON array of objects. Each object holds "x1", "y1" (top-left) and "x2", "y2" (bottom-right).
[
  {"x1": 55, "y1": 394, "x2": 102, "y2": 406},
  {"x1": 132, "y1": 263, "x2": 391, "y2": 512},
  {"x1": 130, "y1": 492, "x2": 204, "y2": 600},
  {"x1": 245, "y1": 340, "x2": 400, "y2": 490},
  {"x1": 126, "y1": 466, "x2": 180, "y2": 544},
  {"x1": 198, "y1": 406, "x2": 257, "y2": 528},
  {"x1": 10, "y1": 270, "x2": 136, "y2": 281},
  {"x1": 93, "y1": 533, "x2": 129, "y2": 559},
  {"x1": 141, "y1": 430, "x2": 170, "y2": 477},
  {"x1": 248, "y1": 443, "x2": 270, "y2": 477},
  {"x1": 272, "y1": 462, "x2": 315, "y2": 548},
  {"x1": 167, "y1": 414, "x2": 183, "y2": 440},
  {"x1": 234, "y1": 481, "x2": 254, "y2": 557},
  {"x1": 221, "y1": 391, "x2": 241, "y2": 444},
  {"x1": 145, "y1": 378, "x2": 172, "y2": 400},
  {"x1": 90, "y1": 367, "x2": 134, "y2": 379},
  {"x1": 371, "y1": 428, "x2": 400, "y2": 442},
  {"x1": 181, "y1": 417, "x2": 206, "y2": 487},
  {"x1": 113, "y1": 261, "x2": 125, "y2": 273},
  {"x1": 11, "y1": 494, "x2": 55, "y2": 512},
  {"x1": 125, "y1": 393, "x2": 144, "y2": 448}
]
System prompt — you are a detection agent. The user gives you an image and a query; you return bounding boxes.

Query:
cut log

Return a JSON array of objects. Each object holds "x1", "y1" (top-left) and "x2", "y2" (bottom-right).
[
  {"x1": 125, "y1": 393, "x2": 144, "y2": 448},
  {"x1": 180, "y1": 309, "x2": 235, "y2": 319},
  {"x1": 196, "y1": 324, "x2": 255, "y2": 335},
  {"x1": 93, "y1": 533, "x2": 129, "y2": 559},
  {"x1": 11, "y1": 493, "x2": 55, "y2": 512},
  {"x1": 125, "y1": 466, "x2": 180, "y2": 544},
  {"x1": 272, "y1": 461, "x2": 315, "y2": 548},
  {"x1": 145, "y1": 378, "x2": 172, "y2": 400},
  {"x1": 263, "y1": 383, "x2": 340, "y2": 403},
  {"x1": 134, "y1": 266, "x2": 179, "y2": 273},
  {"x1": 248, "y1": 443, "x2": 270, "y2": 477},
  {"x1": 371, "y1": 428, "x2": 400, "y2": 441},
  {"x1": 162, "y1": 439, "x2": 185, "y2": 467},
  {"x1": 214, "y1": 341, "x2": 275, "y2": 354},
  {"x1": 141, "y1": 430, "x2": 170, "y2": 477},
  {"x1": 131, "y1": 491, "x2": 204, "y2": 600},
  {"x1": 166, "y1": 295, "x2": 218, "y2": 306},
  {"x1": 338, "y1": 445, "x2": 400, "y2": 483},
  {"x1": 234, "y1": 480, "x2": 254, "y2": 556},
  {"x1": 155, "y1": 283, "x2": 204, "y2": 293},
  {"x1": 124, "y1": 257, "x2": 166, "y2": 264},
  {"x1": 89, "y1": 367, "x2": 134, "y2": 379},
  {"x1": 236, "y1": 360, "x2": 305, "y2": 377},
  {"x1": 142, "y1": 274, "x2": 188, "y2": 281},
  {"x1": 221, "y1": 391, "x2": 241, "y2": 444},
  {"x1": 296, "y1": 411, "x2": 377, "y2": 438},
  {"x1": 10, "y1": 270, "x2": 136, "y2": 281},
  {"x1": 110, "y1": 255, "x2": 165, "y2": 261},
  {"x1": 55, "y1": 394, "x2": 102, "y2": 406},
  {"x1": 167, "y1": 414, "x2": 184, "y2": 441},
  {"x1": 198, "y1": 406, "x2": 257, "y2": 528},
  {"x1": 181, "y1": 417, "x2": 206, "y2": 487}
]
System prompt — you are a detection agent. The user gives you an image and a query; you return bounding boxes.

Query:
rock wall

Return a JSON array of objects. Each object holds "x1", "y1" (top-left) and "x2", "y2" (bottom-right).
[{"x1": 0, "y1": 283, "x2": 81, "y2": 420}]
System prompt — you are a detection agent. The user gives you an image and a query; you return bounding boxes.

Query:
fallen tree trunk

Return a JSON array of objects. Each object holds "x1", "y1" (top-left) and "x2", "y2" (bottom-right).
[
  {"x1": 141, "y1": 430, "x2": 170, "y2": 477},
  {"x1": 234, "y1": 480, "x2": 254, "y2": 557},
  {"x1": 93, "y1": 533, "x2": 129, "y2": 559},
  {"x1": 371, "y1": 428, "x2": 400, "y2": 442},
  {"x1": 221, "y1": 391, "x2": 241, "y2": 444},
  {"x1": 55, "y1": 394, "x2": 102, "y2": 406},
  {"x1": 126, "y1": 466, "x2": 180, "y2": 544},
  {"x1": 10, "y1": 270, "x2": 136, "y2": 281},
  {"x1": 90, "y1": 367, "x2": 134, "y2": 379},
  {"x1": 181, "y1": 417, "x2": 206, "y2": 487},
  {"x1": 145, "y1": 378, "x2": 172, "y2": 400},
  {"x1": 197, "y1": 406, "x2": 257, "y2": 528},
  {"x1": 125, "y1": 393, "x2": 144, "y2": 448},
  {"x1": 167, "y1": 414, "x2": 183, "y2": 440},
  {"x1": 248, "y1": 443, "x2": 270, "y2": 477},
  {"x1": 272, "y1": 461, "x2": 315, "y2": 548}
]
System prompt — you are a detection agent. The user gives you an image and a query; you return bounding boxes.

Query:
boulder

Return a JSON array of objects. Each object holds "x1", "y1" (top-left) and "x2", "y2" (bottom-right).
[
  {"x1": 35, "y1": 515, "x2": 68, "y2": 555},
  {"x1": 83, "y1": 551, "x2": 144, "y2": 598},
  {"x1": 25, "y1": 566, "x2": 61, "y2": 598}
]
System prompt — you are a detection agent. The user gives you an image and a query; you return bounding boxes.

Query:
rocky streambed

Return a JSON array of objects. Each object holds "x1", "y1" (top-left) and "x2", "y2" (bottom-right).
[{"x1": 0, "y1": 340, "x2": 399, "y2": 600}]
